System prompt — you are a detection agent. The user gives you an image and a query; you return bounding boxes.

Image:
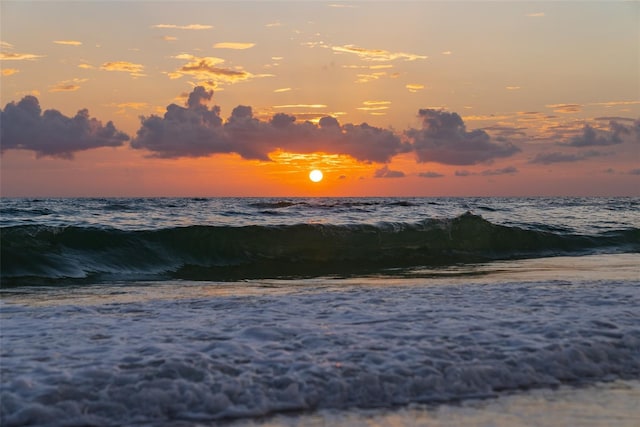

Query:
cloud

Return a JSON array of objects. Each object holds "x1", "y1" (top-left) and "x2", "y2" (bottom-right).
[
  {"x1": 418, "y1": 171, "x2": 444, "y2": 178},
  {"x1": 406, "y1": 84, "x2": 425, "y2": 93},
  {"x1": 2, "y1": 68, "x2": 19, "y2": 76},
  {"x1": 628, "y1": 168, "x2": 640, "y2": 175},
  {"x1": 565, "y1": 121, "x2": 636, "y2": 147},
  {"x1": 274, "y1": 104, "x2": 327, "y2": 109},
  {"x1": 101, "y1": 61, "x2": 145, "y2": 77},
  {"x1": 168, "y1": 54, "x2": 264, "y2": 85},
  {"x1": 0, "y1": 95, "x2": 129, "y2": 159},
  {"x1": 481, "y1": 166, "x2": 518, "y2": 176},
  {"x1": 49, "y1": 78, "x2": 88, "y2": 92},
  {"x1": 406, "y1": 109, "x2": 521, "y2": 165},
  {"x1": 506, "y1": 86, "x2": 521, "y2": 90},
  {"x1": 273, "y1": 87, "x2": 292, "y2": 93},
  {"x1": 453, "y1": 167, "x2": 518, "y2": 177},
  {"x1": 374, "y1": 165, "x2": 405, "y2": 178},
  {"x1": 132, "y1": 86, "x2": 408, "y2": 163},
  {"x1": 213, "y1": 42, "x2": 255, "y2": 50},
  {"x1": 0, "y1": 52, "x2": 44, "y2": 61},
  {"x1": 546, "y1": 103, "x2": 582, "y2": 114},
  {"x1": 529, "y1": 150, "x2": 609, "y2": 164},
  {"x1": 151, "y1": 24, "x2": 212, "y2": 30},
  {"x1": 53, "y1": 40, "x2": 82, "y2": 46},
  {"x1": 162, "y1": 36, "x2": 178, "y2": 42},
  {"x1": 527, "y1": 12, "x2": 545, "y2": 17},
  {"x1": 332, "y1": 44, "x2": 427, "y2": 62}
]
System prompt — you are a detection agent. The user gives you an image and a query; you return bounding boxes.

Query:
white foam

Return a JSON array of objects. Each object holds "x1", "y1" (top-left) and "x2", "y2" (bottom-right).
[{"x1": 1, "y1": 274, "x2": 639, "y2": 426}]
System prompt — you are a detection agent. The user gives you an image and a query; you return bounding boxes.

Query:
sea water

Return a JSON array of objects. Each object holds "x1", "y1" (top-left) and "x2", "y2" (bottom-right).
[{"x1": 1, "y1": 197, "x2": 638, "y2": 426}]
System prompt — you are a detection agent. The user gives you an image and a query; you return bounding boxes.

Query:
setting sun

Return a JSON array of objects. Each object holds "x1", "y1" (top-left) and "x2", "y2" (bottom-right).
[{"x1": 309, "y1": 169, "x2": 323, "y2": 183}]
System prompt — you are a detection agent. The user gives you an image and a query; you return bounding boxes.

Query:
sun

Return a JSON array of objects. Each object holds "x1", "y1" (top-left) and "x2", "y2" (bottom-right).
[{"x1": 309, "y1": 169, "x2": 323, "y2": 182}]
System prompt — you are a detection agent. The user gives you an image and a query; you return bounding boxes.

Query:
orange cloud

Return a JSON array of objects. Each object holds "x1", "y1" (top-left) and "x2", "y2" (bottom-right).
[
  {"x1": 151, "y1": 24, "x2": 212, "y2": 30},
  {"x1": 2, "y1": 68, "x2": 19, "y2": 76},
  {"x1": 332, "y1": 44, "x2": 427, "y2": 62},
  {"x1": 49, "y1": 78, "x2": 88, "y2": 92},
  {"x1": 53, "y1": 40, "x2": 82, "y2": 46},
  {"x1": 213, "y1": 42, "x2": 255, "y2": 50},
  {"x1": 101, "y1": 61, "x2": 145, "y2": 77},
  {"x1": 406, "y1": 84, "x2": 425, "y2": 93},
  {"x1": 0, "y1": 52, "x2": 44, "y2": 61}
]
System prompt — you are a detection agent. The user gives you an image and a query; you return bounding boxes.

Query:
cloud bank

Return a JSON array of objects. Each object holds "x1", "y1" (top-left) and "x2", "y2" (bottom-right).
[
  {"x1": 0, "y1": 96, "x2": 129, "y2": 158},
  {"x1": 132, "y1": 87, "x2": 408, "y2": 163},
  {"x1": 406, "y1": 109, "x2": 521, "y2": 165}
]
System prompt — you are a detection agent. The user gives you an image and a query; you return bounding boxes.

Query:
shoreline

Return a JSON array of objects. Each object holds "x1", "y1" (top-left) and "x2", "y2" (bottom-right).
[{"x1": 229, "y1": 380, "x2": 640, "y2": 427}]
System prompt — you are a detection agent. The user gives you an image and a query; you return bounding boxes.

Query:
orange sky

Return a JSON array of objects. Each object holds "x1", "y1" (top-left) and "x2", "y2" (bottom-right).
[{"x1": 1, "y1": 1, "x2": 638, "y2": 197}]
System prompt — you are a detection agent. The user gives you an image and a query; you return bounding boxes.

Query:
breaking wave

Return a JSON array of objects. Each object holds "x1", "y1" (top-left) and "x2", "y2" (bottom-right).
[{"x1": 2, "y1": 213, "x2": 638, "y2": 284}]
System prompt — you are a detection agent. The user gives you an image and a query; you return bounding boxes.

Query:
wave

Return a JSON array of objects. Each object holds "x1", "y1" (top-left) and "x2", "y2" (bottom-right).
[{"x1": 2, "y1": 213, "x2": 638, "y2": 284}]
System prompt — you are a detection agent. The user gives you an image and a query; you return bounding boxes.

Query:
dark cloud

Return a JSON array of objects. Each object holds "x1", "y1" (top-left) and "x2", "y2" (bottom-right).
[
  {"x1": 453, "y1": 167, "x2": 518, "y2": 177},
  {"x1": 565, "y1": 121, "x2": 633, "y2": 147},
  {"x1": 481, "y1": 166, "x2": 518, "y2": 176},
  {"x1": 0, "y1": 95, "x2": 129, "y2": 159},
  {"x1": 418, "y1": 171, "x2": 444, "y2": 178},
  {"x1": 530, "y1": 150, "x2": 610, "y2": 164},
  {"x1": 406, "y1": 109, "x2": 520, "y2": 165},
  {"x1": 374, "y1": 165, "x2": 405, "y2": 178},
  {"x1": 628, "y1": 168, "x2": 640, "y2": 175},
  {"x1": 132, "y1": 86, "x2": 409, "y2": 163}
]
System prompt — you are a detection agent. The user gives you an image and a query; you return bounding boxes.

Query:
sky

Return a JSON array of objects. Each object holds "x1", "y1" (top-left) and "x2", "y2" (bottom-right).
[{"x1": 1, "y1": 0, "x2": 638, "y2": 197}]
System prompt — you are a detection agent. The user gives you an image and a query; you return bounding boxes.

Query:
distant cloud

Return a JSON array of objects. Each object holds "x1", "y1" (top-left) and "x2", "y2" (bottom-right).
[
  {"x1": 527, "y1": 12, "x2": 545, "y2": 17},
  {"x1": 273, "y1": 87, "x2": 292, "y2": 93},
  {"x1": 406, "y1": 109, "x2": 521, "y2": 165},
  {"x1": 546, "y1": 103, "x2": 582, "y2": 114},
  {"x1": 274, "y1": 104, "x2": 327, "y2": 109},
  {"x1": 441, "y1": 51, "x2": 452, "y2": 55},
  {"x1": 589, "y1": 100, "x2": 640, "y2": 107},
  {"x1": 162, "y1": 36, "x2": 178, "y2": 42},
  {"x1": 49, "y1": 78, "x2": 88, "y2": 92},
  {"x1": 505, "y1": 86, "x2": 521, "y2": 90},
  {"x1": 453, "y1": 167, "x2": 518, "y2": 177},
  {"x1": 151, "y1": 24, "x2": 212, "y2": 30},
  {"x1": 0, "y1": 95, "x2": 128, "y2": 158},
  {"x1": 406, "y1": 84, "x2": 425, "y2": 93},
  {"x1": 2, "y1": 68, "x2": 19, "y2": 76},
  {"x1": 101, "y1": 61, "x2": 145, "y2": 77},
  {"x1": 332, "y1": 44, "x2": 427, "y2": 62},
  {"x1": 481, "y1": 166, "x2": 518, "y2": 176},
  {"x1": 628, "y1": 168, "x2": 640, "y2": 175},
  {"x1": 53, "y1": 40, "x2": 82, "y2": 46},
  {"x1": 168, "y1": 54, "x2": 265, "y2": 85},
  {"x1": 530, "y1": 150, "x2": 609, "y2": 164},
  {"x1": 0, "y1": 41, "x2": 14, "y2": 49},
  {"x1": 132, "y1": 86, "x2": 408, "y2": 163},
  {"x1": 418, "y1": 171, "x2": 444, "y2": 178},
  {"x1": 0, "y1": 52, "x2": 44, "y2": 61},
  {"x1": 565, "y1": 121, "x2": 634, "y2": 147},
  {"x1": 374, "y1": 165, "x2": 405, "y2": 178},
  {"x1": 213, "y1": 42, "x2": 255, "y2": 50},
  {"x1": 357, "y1": 100, "x2": 390, "y2": 113},
  {"x1": 328, "y1": 3, "x2": 358, "y2": 7}
]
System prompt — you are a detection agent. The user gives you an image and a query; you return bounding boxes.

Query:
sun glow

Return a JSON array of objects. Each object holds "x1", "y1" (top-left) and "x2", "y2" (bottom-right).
[{"x1": 309, "y1": 169, "x2": 323, "y2": 182}]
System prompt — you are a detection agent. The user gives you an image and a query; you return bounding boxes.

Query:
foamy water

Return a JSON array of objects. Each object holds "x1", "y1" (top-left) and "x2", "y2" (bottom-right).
[{"x1": 1, "y1": 197, "x2": 639, "y2": 426}]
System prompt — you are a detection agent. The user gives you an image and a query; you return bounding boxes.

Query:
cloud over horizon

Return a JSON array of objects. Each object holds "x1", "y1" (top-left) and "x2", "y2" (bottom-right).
[
  {"x1": 0, "y1": 96, "x2": 129, "y2": 158},
  {"x1": 131, "y1": 87, "x2": 408, "y2": 163},
  {"x1": 406, "y1": 109, "x2": 521, "y2": 165}
]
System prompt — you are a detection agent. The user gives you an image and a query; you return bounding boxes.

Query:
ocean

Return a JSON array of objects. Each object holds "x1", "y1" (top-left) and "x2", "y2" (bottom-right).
[{"x1": 1, "y1": 197, "x2": 639, "y2": 426}]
